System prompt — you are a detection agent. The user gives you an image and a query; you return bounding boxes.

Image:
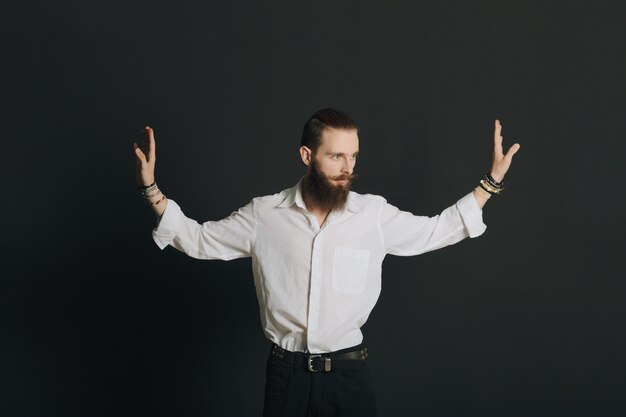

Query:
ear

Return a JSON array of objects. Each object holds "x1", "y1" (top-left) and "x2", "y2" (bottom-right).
[{"x1": 299, "y1": 146, "x2": 313, "y2": 166}]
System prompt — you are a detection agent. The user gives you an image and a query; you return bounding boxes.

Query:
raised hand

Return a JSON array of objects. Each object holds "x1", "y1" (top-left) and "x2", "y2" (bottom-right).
[
  {"x1": 490, "y1": 120, "x2": 520, "y2": 183},
  {"x1": 133, "y1": 126, "x2": 156, "y2": 187}
]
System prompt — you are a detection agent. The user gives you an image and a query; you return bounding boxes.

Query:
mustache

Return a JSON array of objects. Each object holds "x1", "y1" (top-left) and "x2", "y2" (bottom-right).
[{"x1": 330, "y1": 173, "x2": 359, "y2": 181}]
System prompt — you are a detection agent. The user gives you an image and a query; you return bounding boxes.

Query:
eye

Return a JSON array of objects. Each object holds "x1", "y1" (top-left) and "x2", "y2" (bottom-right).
[{"x1": 331, "y1": 155, "x2": 341, "y2": 160}]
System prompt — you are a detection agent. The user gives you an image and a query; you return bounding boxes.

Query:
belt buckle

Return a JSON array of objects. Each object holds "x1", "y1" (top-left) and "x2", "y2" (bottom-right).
[{"x1": 307, "y1": 354, "x2": 331, "y2": 372}]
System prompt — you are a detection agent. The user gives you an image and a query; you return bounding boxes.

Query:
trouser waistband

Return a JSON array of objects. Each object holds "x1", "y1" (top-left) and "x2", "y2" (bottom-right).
[{"x1": 270, "y1": 343, "x2": 368, "y2": 372}]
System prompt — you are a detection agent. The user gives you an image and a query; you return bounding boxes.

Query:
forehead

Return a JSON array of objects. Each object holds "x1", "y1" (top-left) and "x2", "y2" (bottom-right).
[{"x1": 318, "y1": 128, "x2": 359, "y2": 153}]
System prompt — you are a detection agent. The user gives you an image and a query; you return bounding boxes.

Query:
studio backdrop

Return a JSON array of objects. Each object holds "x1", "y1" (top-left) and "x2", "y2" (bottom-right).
[{"x1": 2, "y1": 1, "x2": 625, "y2": 416}]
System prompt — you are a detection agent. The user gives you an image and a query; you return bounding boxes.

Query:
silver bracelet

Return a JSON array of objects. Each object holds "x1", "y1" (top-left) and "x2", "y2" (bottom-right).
[{"x1": 141, "y1": 182, "x2": 159, "y2": 196}]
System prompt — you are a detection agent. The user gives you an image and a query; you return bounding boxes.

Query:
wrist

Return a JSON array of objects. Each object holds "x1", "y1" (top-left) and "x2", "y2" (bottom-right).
[
  {"x1": 489, "y1": 171, "x2": 504, "y2": 183},
  {"x1": 137, "y1": 179, "x2": 156, "y2": 188},
  {"x1": 139, "y1": 182, "x2": 166, "y2": 207},
  {"x1": 479, "y1": 173, "x2": 505, "y2": 196},
  {"x1": 474, "y1": 185, "x2": 491, "y2": 199}
]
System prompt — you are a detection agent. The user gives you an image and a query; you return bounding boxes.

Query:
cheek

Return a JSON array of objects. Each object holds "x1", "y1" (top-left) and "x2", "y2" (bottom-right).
[{"x1": 317, "y1": 161, "x2": 337, "y2": 175}]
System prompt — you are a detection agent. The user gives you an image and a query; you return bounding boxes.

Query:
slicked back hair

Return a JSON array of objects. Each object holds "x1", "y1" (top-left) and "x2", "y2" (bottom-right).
[{"x1": 300, "y1": 108, "x2": 358, "y2": 153}]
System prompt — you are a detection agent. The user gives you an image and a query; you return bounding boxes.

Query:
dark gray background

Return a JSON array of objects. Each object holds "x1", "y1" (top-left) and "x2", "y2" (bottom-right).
[{"x1": 2, "y1": 1, "x2": 625, "y2": 416}]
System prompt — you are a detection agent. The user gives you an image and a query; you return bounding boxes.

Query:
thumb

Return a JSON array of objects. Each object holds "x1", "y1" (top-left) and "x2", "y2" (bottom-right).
[
  {"x1": 505, "y1": 143, "x2": 521, "y2": 161},
  {"x1": 134, "y1": 143, "x2": 147, "y2": 164}
]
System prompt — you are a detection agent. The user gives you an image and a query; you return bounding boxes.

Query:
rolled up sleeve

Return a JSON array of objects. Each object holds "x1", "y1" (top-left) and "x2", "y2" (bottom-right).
[
  {"x1": 379, "y1": 192, "x2": 486, "y2": 256},
  {"x1": 455, "y1": 192, "x2": 487, "y2": 238},
  {"x1": 152, "y1": 199, "x2": 184, "y2": 250},
  {"x1": 151, "y1": 198, "x2": 256, "y2": 260}
]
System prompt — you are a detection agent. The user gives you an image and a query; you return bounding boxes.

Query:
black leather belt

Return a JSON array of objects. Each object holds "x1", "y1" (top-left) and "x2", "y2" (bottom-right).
[{"x1": 271, "y1": 344, "x2": 368, "y2": 372}]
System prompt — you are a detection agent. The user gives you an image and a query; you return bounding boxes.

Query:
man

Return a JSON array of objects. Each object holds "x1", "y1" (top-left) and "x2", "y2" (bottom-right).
[{"x1": 133, "y1": 108, "x2": 520, "y2": 416}]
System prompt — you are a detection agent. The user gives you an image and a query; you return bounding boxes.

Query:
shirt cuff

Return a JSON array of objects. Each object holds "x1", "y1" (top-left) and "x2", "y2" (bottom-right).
[
  {"x1": 151, "y1": 199, "x2": 183, "y2": 250},
  {"x1": 456, "y1": 192, "x2": 487, "y2": 238}
]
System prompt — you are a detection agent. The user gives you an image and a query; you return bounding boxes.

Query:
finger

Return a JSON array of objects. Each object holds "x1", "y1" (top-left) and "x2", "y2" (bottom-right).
[
  {"x1": 134, "y1": 143, "x2": 147, "y2": 165},
  {"x1": 493, "y1": 120, "x2": 503, "y2": 157},
  {"x1": 139, "y1": 127, "x2": 152, "y2": 157},
  {"x1": 147, "y1": 126, "x2": 156, "y2": 161}
]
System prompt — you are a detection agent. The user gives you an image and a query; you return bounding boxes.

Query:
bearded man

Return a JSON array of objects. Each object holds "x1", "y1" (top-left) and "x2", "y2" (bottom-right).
[{"x1": 133, "y1": 108, "x2": 520, "y2": 417}]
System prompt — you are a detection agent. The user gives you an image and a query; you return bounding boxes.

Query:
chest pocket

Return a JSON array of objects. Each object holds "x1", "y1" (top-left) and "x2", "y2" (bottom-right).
[{"x1": 332, "y1": 247, "x2": 370, "y2": 294}]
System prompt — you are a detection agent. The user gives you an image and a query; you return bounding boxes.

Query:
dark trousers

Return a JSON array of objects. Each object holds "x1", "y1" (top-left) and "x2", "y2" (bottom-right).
[{"x1": 262, "y1": 343, "x2": 377, "y2": 417}]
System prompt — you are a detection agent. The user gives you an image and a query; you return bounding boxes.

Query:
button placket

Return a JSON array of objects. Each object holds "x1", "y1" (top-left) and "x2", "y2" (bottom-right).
[{"x1": 306, "y1": 232, "x2": 324, "y2": 350}]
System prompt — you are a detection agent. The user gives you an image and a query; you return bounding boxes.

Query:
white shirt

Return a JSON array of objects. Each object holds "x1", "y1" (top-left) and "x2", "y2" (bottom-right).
[{"x1": 152, "y1": 180, "x2": 486, "y2": 354}]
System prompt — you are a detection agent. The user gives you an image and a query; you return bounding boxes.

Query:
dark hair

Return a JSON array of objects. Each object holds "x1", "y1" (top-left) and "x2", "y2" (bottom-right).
[{"x1": 300, "y1": 108, "x2": 358, "y2": 151}]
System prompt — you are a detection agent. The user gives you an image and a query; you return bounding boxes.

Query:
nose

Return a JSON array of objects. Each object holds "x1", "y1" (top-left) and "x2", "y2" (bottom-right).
[{"x1": 340, "y1": 157, "x2": 352, "y2": 174}]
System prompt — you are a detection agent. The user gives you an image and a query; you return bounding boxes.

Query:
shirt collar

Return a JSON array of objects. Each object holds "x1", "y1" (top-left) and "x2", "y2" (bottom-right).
[
  {"x1": 276, "y1": 179, "x2": 307, "y2": 210},
  {"x1": 276, "y1": 179, "x2": 365, "y2": 213}
]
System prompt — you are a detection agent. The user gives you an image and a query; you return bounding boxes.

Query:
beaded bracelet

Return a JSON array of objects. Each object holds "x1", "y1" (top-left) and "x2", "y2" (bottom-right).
[
  {"x1": 485, "y1": 173, "x2": 504, "y2": 188},
  {"x1": 479, "y1": 180, "x2": 501, "y2": 195},
  {"x1": 479, "y1": 173, "x2": 505, "y2": 195}
]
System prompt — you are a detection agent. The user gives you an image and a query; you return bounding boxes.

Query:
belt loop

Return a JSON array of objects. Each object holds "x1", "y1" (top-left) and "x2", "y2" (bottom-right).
[
  {"x1": 272, "y1": 344, "x2": 285, "y2": 359},
  {"x1": 324, "y1": 357, "x2": 332, "y2": 372}
]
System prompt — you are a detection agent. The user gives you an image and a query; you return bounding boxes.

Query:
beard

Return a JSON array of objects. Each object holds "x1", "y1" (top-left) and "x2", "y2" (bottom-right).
[{"x1": 301, "y1": 160, "x2": 356, "y2": 212}]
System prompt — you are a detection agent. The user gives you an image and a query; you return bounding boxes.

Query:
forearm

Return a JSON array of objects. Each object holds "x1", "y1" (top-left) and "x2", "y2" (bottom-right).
[
  {"x1": 152, "y1": 197, "x2": 167, "y2": 218},
  {"x1": 472, "y1": 187, "x2": 489, "y2": 209}
]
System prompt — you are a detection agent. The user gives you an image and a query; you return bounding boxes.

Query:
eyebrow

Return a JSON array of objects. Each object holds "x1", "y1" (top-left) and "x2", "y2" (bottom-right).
[{"x1": 327, "y1": 152, "x2": 360, "y2": 156}]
